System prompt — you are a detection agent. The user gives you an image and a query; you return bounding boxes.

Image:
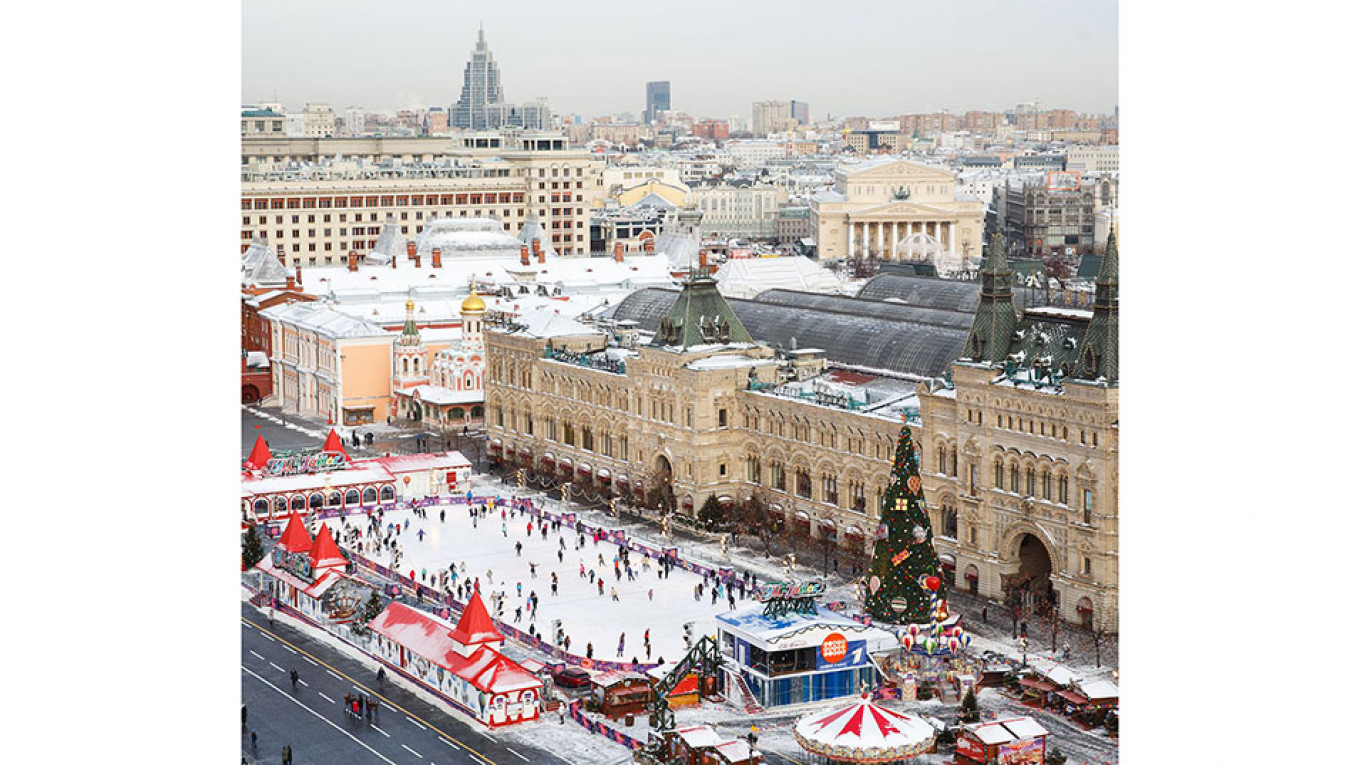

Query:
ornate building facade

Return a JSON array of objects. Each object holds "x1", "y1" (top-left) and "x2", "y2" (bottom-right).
[
  {"x1": 811, "y1": 158, "x2": 985, "y2": 262},
  {"x1": 917, "y1": 233, "x2": 1119, "y2": 631}
]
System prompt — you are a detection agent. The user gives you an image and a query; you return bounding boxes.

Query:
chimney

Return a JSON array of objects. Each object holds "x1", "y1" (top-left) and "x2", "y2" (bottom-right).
[
  {"x1": 432, "y1": 248, "x2": 442, "y2": 268},
  {"x1": 391, "y1": 252, "x2": 398, "y2": 269},
  {"x1": 406, "y1": 241, "x2": 416, "y2": 260},
  {"x1": 614, "y1": 241, "x2": 624, "y2": 263},
  {"x1": 520, "y1": 244, "x2": 531, "y2": 266},
  {"x1": 699, "y1": 250, "x2": 709, "y2": 270},
  {"x1": 347, "y1": 251, "x2": 358, "y2": 272},
  {"x1": 535, "y1": 238, "x2": 546, "y2": 264},
  {"x1": 414, "y1": 250, "x2": 423, "y2": 268},
  {"x1": 285, "y1": 274, "x2": 296, "y2": 290},
  {"x1": 294, "y1": 265, "x2": 303, "y2": 289},
  {"x1": 643, "y1": 237, "x2": 655, "y2": 253}
]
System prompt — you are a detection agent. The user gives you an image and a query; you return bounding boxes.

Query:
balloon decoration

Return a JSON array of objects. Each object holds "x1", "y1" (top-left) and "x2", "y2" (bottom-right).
[
  {"x1": 925, "y1": 576, "x2": 941, "y2": 592},
  {"x1": 869, "y1": 575, "x2": 881, "y2": 594}
]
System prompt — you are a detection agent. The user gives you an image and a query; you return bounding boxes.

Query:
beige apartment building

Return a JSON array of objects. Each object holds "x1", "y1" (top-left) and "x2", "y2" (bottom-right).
[
  {"x1": 240, "y1": 132, "x2": 604, "y2": 263},
  {"x1": 811, "y1": 158, "x2": 985, "y2": 262}
]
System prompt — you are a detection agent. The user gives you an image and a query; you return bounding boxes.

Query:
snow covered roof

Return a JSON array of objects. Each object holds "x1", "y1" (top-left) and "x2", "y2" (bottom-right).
[
  {"x1": 245, "y1": 351, "x2": 270, "y2": 369},
  {"x1": 964, "y1": 717, "x2": 1049, "y2": 745},
  {"x1": 414, "y1": 216, "x2": 522, "y2": 259},
  {"x1": 450, "y1": 589, "x2": 504, "y2": 647},
  {"x1": 308, "y1": 523, "x2": 348, "y2": 570},
  {"x1": 260, "y1": 302, "x2": 391, "y2": 340},
  {"x1": 367, "y1": 602, "x2": 538, "y2": 694},
  {"x1": 241, "y1": 466, "x2": 395, "y2": 497},
  {"x1": 651, "y1": 231, "x2": 700, "y2": 270},
  {"x1": 1077, "y1": 679, "x2": 1119, "y2": 701},
  {"x1": 677, "y1": 726, "x2": 725, "y2": 748},
  {"x1": 368, "y1": 451, "x2": 472, "y2": 474},
  {"x1": 509, "y1": 306, "x2": 602, "y2": 339},
  {"x1": 514, "y1": 214, "x2": 558, "y2": 259},
  {"x1": 684, "y1": 354, "x2": 776, "y2": 372},
  {"x1": 715, "y1": 604, "x2": 896, "y2": 652},
  {"x1": 277, "y1": 511, "x2": 312, "y2": 554},
  {"x1": 393, "y1": 385, "x2": 484, "y2": 406},
  {"x1": 714, "y1": 256, "x2": 843, "y2": 300},
  {"x1": 241, "y1": 239, "x2": 290, "y2": 287},
  {"x1": 366, "y1": 218, "x2": 407, "y2": 264}
]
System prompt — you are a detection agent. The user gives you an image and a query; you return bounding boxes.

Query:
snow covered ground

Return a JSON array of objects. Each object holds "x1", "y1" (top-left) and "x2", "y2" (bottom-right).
[{"x1": 319, "y1": 494, "x2": 753, "y2": 663}]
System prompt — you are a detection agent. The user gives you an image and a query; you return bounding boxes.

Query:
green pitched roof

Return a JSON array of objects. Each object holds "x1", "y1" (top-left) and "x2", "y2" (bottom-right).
[{"x1": 650, "y1": 276, "x2": 754, "y2": 349}]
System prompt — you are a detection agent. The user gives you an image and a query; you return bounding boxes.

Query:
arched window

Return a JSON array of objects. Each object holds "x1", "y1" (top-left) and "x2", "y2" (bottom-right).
[
  {"x1": 950, "y1": 448, "x2": 958, "y2": 477},
  {"x1": 290, "y1": 495, "x2": 306, "y2": 512},
  {"x1": 937, "y1": 446, "x2": 947, "y2": 473},
  {"x1": 942, "y1": 505, "x2": 958, "y2": 539},
  {"x1": 795, "y1": 469, "x2": 811, "y2": 499},
  {"x1": 1058, "y1": 475, "x2": 1069, "y2": 505},
  {"x1": 361, "y1": 487, "x2": 378, "y2": 504},
  {"x1": 309, "y1": 493, "x2": 324, "y2": 509},
  {"x1": 1009, "y1": 464, "x2": 1019, "y2": 493},
  {"x1": 471, "y1": 405, "x2": 483, "y2": 418},
  {"x1": 994, "y1": 459, "x2": 1004, "y2": 489},
  {"x1": 327, "y1": 492, "x2": 342, "y2": 507},
  {"x1": 1025, "y1": 467, "x2": 1035, "y2": 497},
  {"x1": 380, "y1": 485, "x2": 395, "y2": 501},
  {"x1": 253, "y1": 498, "x2": 269, "y2": 517},
  {"x1": 450, "y1": 407, "x2": 465, "y2": 421},
  {"x1": 402, "y1": 358, "x2": 409, "y2": 374},
  {"x1": 344, "y1": 489, "x2": 360, "y2": 506},
  {"x1": 1042, "y1": 470, "x2": 1052, "y2": 501},
  {"x1": 1083, "y1": 489, "x2": 1094, "y2": 524}
]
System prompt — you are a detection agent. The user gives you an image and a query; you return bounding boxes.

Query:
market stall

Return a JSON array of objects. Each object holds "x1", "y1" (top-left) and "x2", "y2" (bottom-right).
[
  {"x1": 792, "y1": 693, "x2": 936, "y2": 763},
  {"x1": 590, "y1": 670, "x2": 653, "y2": 720},
  {"x1": 956, "y1": 717, "x2": 1048, "y2": 765}
]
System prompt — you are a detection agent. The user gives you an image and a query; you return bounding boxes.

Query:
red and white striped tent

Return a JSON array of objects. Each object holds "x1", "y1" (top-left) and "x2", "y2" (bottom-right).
[{"x1": 793, "y1": 694, "x2": 937, "y2": 763}]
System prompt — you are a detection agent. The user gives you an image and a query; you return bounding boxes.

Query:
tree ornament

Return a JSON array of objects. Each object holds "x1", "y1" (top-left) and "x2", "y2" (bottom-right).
[
  {"x1": 912, "y1": 525, "x2": 927, "y2": 543},
  {"x1": 869, "y1": 575, "x2": 881, "y2": 594},
  {"x1": 924, "y1": 576, "x2": 941, "y2": 592}
]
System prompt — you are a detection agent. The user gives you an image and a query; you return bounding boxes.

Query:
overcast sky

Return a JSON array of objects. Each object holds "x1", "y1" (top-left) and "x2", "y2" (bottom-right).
[{"x1": 243, "y1": 0, "x2": 1117, "y2": 119}]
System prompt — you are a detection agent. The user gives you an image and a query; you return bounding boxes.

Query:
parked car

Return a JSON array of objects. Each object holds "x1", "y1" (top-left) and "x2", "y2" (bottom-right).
[{"x1": 552, "y1": 666, "x2": 592, "y2": 688}]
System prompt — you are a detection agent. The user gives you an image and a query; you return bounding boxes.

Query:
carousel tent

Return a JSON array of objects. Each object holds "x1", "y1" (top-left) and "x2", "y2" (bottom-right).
[{"x1": 793, "y1": 694, "x2": 937, "y2": 763}]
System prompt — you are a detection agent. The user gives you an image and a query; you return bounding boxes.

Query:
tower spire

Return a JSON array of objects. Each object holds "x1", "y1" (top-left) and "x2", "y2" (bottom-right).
[
  {"x1": 1074, "y1": 230, "x2": 1119, "y2": 383},
  {"x1": 963, "y1": 232, "x2": 1018, "y2": 364}
]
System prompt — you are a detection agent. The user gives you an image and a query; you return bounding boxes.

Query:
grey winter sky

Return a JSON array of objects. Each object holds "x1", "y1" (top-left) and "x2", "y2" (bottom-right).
[{"x1": 243, "y1": 0, "x2": 1117, "y2": 119}]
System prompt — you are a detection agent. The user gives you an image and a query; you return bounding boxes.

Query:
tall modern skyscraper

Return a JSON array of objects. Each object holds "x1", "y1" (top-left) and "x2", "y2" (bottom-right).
[
  {"x1": 645, "y1": 81, "x2": 670, "y2": 124},
  {"x1": 452, "y1": 27, "x2": 505, "y2": 130}
]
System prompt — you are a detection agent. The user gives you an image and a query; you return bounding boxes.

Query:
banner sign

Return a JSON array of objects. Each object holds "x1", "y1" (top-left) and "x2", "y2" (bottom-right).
[
  {"x1": 271, "y1": 548, "x2": 314, "y2": 581},
  {"x1": 264, "y1": 450, "x2": 349, "y2": 477},
  {"x1": 998, "y1": 737, "x2": 1045, "y2": 765},
  {"x1": 755, "y1": 581, "x2": 825, "y2": 602}
]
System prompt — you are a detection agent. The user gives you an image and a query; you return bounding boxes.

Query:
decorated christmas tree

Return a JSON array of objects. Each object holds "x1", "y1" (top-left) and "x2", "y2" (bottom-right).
[{"x1": 864, "y1": 422, "x2": 946, "y2": 624}]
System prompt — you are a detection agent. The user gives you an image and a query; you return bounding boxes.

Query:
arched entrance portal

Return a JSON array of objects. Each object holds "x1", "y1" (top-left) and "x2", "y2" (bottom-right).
[
  {"x1": 242, "y1": 385, "x2": 261, "y2": 404},
  {"x1": 1006, "y1": 533, "x2": 1056, "y2": 611},
  {"x1": 651, "y1": 455, "x2": 675, "y2": 514}
]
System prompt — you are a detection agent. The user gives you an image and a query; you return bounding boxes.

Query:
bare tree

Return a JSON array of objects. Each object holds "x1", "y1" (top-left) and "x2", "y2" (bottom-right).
[{"x1": 733, "y1": 490, "x2": 781, "y2": 557}]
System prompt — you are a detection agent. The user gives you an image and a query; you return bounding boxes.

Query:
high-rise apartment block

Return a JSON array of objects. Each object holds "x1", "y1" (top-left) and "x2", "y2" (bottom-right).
[
  {"x1": 452, "y1": 28, "x2": 505, "y2": 130},
  {"x1": 644, "y1": 81, "x2": 670, "y2": 124},
  {"x1": 790, "y1": 100, "x2": 809, "y2": 125},
  {"x1": 752, "y1": 100, "x2": 804, "y2": 136}
]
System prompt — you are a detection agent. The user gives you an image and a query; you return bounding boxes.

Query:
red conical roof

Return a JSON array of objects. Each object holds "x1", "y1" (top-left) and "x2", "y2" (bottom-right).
[
  {"x1": 451, "y1": 588, "x2": 504, "y2": 647},
  {"x1": 277, "y1": 511, "x2": 313, "y2": 554},
  {"x1": 323, "y1": 429, "x2": 348, "y2": 457},
  {"x1": 245, "y1": 434, "x2": 272, "y2": 470},
  {"x1": 308, "y1": 523, "x2": 348, "y2": 570}
]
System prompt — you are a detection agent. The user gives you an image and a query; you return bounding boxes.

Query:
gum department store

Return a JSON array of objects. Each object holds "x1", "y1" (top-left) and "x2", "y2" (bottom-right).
[{"x1": 484, "y1": 234, "x2": 1118, "y2": 631}]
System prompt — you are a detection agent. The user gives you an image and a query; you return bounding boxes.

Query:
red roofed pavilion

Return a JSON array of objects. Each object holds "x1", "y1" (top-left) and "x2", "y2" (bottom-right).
[
  {"x1": 245, "y1": 434, "x2": 272, "y2": 470},
  {"x1": 308, "y1": 522, "x2": 348, "y2": 570},
  {"x1": 450, "y1": 588, "x2": 504, "y2": 654},
  {"x1": 277, "y1": 510, "x2": 313, "y2": 554}
]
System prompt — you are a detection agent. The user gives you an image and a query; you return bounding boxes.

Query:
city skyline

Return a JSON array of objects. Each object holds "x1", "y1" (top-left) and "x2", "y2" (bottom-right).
[{"x1": 243, "y1": 0, "x2": 1117, "y2": 120}]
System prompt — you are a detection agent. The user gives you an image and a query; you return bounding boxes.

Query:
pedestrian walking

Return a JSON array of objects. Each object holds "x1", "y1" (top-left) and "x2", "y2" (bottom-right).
[
  {"x1": 515, "y1": 541, "x2": 523, "y2": 557},
  {"x1": 597, "y1": 578, "x2": 604, "y2": 595},
  {"x1": 242, "y1": 704, "x2": 248, "y2": 729},
  {"x1": 981, "y1": 604, "x2": 989, "y2": 624},
  {"x1": 586, "y1": 642, "x2": 593, "y2": 659},
  {"x1": 250, "y1": 730, "x2": 257, "y2": 750},
  {"x1": 290, "y1": 668, "x2": 299, "y2": 689}
]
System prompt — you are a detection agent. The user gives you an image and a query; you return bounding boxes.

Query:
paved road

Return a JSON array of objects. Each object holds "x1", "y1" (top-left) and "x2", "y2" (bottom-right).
[
  {"x1": 243, "y1": 406, "x2": 328, "y2": 458},
  {"x1": 241, "y1": 602, "x2": 565, "y2": 765}
]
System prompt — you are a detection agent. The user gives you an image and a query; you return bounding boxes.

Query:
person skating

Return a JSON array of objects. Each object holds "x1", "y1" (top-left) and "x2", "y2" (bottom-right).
[
  {"x1": 610, "y1": 587, "x2": 619, "y2": 601},
  {"x1": 617, "y1": 632, "x2": 626, "y2": 657},
  {"x1": 597, "y1": 578, "x2": 604, "y2": 595}
]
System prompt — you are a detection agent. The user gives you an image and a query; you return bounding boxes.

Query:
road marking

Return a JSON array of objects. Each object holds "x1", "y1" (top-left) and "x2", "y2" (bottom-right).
[
  {"x1": 249, "y1": 650, "x2": 266, "y2": 661},
  {"x1": 270, "y1": 662, "x2": 286, "y2": 673},
  {"x1": 259, "y1": 633, "x2": 276, "y2": 642},
  {"x1": 298, "y1": 679, "x2": 309, "y2": 687},
  {"x1": 319, "y1": 692, "x2": 335, "y2": 703},
  {"x1": 282, "y1": 645, "x2": 298, "y2": 654},
  {"x1": 303, "y1": 656, "x2": 318, "y2": 667},
  {"x1": 402, "y1": 744, "x2": 422, "y2": 758},
  {"x1": 372, "y1": 725, "x2": 391, "y2": 738},
  {"x1": 241, "y1": 666, "x2": 397, "y2": 765},
  {"x1": 505, "y1": 747, "x2": 529, "y2": 762},
  {"x1": 240, "y1": 616, "x2": 499, "y2": 765},
  {"x1": 442, "y1": 739, "x2": 458, "y2": 749},
  {"x1": 406, "y1": 716, "x2": 427, "y2": 730},
  {"x1": 477, "y1": 730, "x2": 493, "y2": 741},
  {"x1": 327, "y1": 669, "x2": 345, "y2": 682}
]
